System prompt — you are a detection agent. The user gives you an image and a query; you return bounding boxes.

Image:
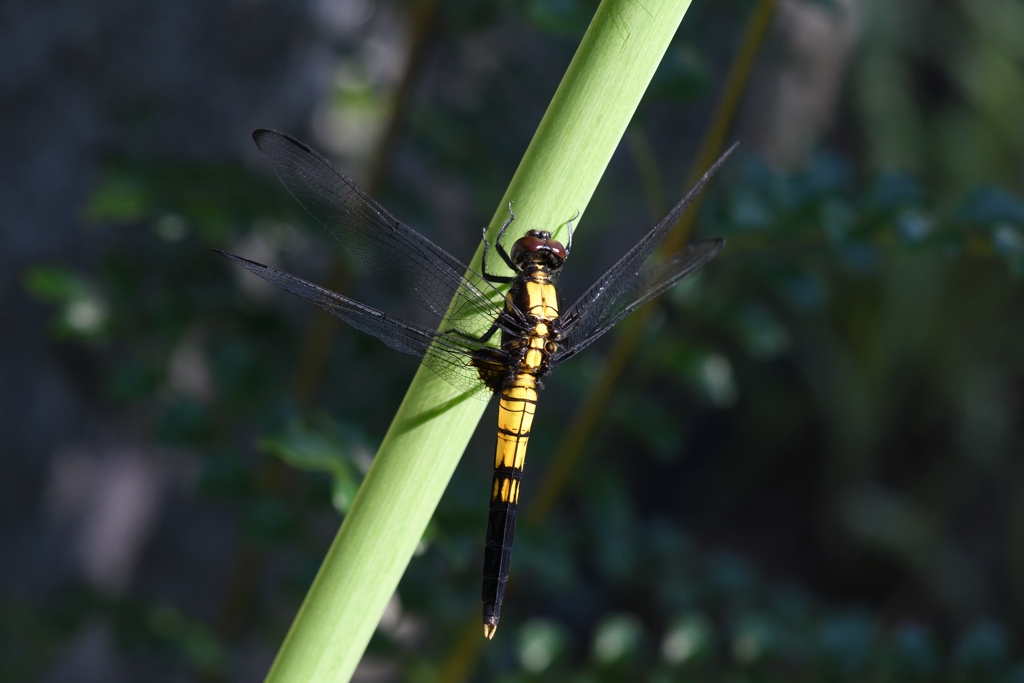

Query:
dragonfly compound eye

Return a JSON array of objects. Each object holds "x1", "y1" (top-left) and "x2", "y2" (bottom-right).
[{"x1": 510, "y1": 229, "x2": 567, "y2": 266}]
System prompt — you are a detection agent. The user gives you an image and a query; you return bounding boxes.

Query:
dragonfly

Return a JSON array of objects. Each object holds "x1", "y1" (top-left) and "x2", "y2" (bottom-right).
[{"x1": 217, "y1": 129, "x2": 733, "y2": 639}]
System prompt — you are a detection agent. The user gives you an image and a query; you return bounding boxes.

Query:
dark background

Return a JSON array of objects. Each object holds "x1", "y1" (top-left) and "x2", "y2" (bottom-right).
[{"x1": 3, "y1": 0, "x2": 1024, "y2": 680}]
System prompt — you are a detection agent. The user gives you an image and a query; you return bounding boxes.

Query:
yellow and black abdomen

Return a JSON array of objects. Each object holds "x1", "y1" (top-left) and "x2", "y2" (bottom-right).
[
  {"x1": 481, "y1": 373, "x2": 535, "y2": 638},
  {"x1": 482, "y1": 271, "x2": 558, "y2": 639}
]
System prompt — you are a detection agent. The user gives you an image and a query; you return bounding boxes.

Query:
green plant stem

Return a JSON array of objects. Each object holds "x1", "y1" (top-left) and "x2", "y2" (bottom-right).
[
  {"x1": 527, "y1": 0, "x2": 778, "y2": 525},
  {"x1": 264, "y1": 0, "x2": 694, "y2": 680}
]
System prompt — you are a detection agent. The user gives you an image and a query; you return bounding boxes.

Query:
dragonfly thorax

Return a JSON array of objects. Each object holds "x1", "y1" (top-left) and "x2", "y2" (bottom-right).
[{"x1": 510, "y1": 229, "x2": 566, "y2": 270}]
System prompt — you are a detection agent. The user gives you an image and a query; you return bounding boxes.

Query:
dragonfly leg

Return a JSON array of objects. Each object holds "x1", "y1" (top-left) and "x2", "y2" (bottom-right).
[
  {"x1": 482, "y1": 226, "x2": 515, "y2": 284},
  {"x1": 459, "y1": 318, "x2": 501, "y2": 344},
  {"x1": 492, "y1": 203, "x2": 518, "y2": 272},
  {"x1": 563, "y1": 209, "x2": 579, "y2": 257}
]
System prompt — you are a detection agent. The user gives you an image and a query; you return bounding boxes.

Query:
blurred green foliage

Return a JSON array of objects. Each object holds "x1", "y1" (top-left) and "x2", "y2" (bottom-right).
[
  {"x1": 23, "y1": 266, "x2": 110, "y2": 342},
  {"x1": 15, "y1": 0, "x2": 1024, "y2": 681},
  {"x1": 259, "y1": 415, "x2": 370, "y2": 514}
]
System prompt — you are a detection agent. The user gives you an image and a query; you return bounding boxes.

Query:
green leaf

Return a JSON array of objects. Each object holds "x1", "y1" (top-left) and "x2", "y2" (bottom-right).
[
  {"x1": 84, "y1": 171, "x2": 150, "y2": 222},
  {"x1": 259, "y1": 417, "x2": 369, "y2": 513}
]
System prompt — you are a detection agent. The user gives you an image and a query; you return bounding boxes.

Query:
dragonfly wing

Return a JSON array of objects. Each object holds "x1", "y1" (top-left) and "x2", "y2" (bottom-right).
[
  {"x1": 554, "y1": 238, "x2": 724, "y2": 362},
  {"x1": 217, "y1": 250, "x2": 497, "y2": 398},
  {"x1": 252, "y1": 129, "x2": 513, "y2": 338},
  {"x1": 558, "y1": 142, "x2": 735, "y2": 350}
]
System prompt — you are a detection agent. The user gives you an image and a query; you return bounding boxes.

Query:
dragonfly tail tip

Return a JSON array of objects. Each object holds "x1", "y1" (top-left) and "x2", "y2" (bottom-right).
[{"x1": 483, "y1": 623, "x2": 497, "y2": 640}]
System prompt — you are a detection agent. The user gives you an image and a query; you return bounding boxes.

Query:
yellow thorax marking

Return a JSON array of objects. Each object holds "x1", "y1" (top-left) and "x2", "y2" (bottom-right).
[{"x1": 524, "y1": 278, "x2": 559, "y2": 320}]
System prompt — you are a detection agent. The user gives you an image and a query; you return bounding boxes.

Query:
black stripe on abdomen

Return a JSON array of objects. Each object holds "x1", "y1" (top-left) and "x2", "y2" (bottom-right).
[{"x1": 482, "y1": 464, "x2": 522, "y2": 638}]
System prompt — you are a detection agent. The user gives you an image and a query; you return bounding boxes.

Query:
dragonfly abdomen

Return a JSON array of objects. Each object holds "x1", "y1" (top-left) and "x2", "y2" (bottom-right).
[{"x1": 482, "y1": 373, "x2": 536, "y2": 639}]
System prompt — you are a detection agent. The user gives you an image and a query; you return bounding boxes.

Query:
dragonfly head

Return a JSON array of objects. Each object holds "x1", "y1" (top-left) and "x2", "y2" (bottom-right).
[{"x1": 510, "y1": 229, "x2": 566, "y2": 270}]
